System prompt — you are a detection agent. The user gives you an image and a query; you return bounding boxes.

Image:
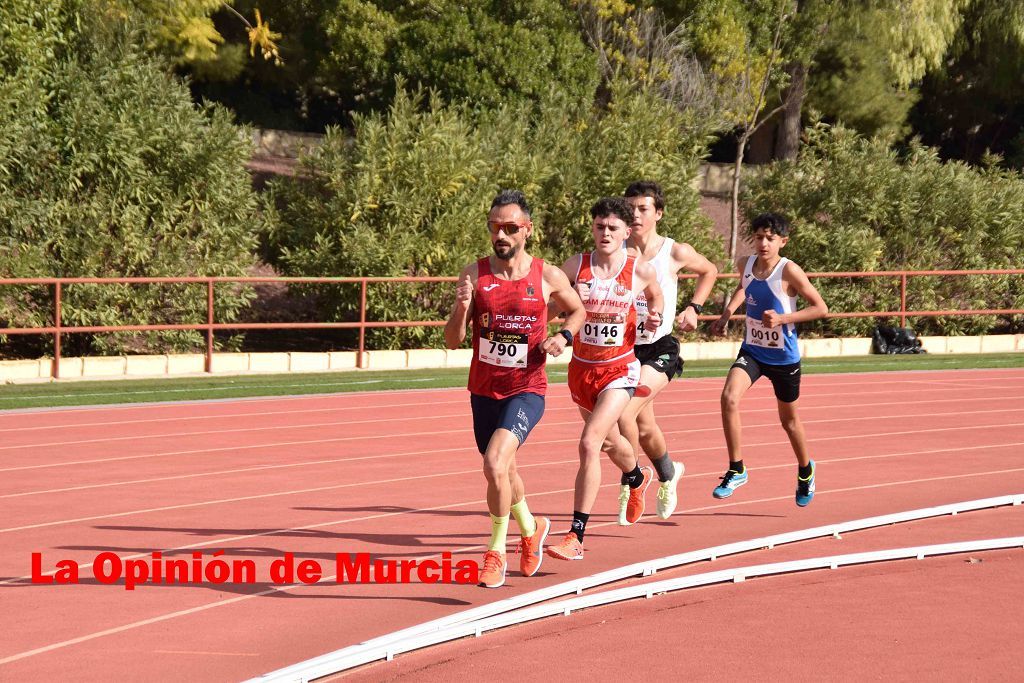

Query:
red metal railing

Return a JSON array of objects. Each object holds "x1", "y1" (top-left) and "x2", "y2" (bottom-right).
[{"x1": 1, "y1": 270, "x2": 1022, "y2": 379}]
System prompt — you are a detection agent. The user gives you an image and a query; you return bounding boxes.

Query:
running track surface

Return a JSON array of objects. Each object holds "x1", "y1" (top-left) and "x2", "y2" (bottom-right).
[{"x1": 2, "y1": 368, "x2": 1023, "y2": 681}]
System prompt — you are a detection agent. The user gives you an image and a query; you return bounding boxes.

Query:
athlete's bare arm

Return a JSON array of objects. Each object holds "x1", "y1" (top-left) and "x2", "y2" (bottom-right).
[
  {"x1": 558, "y1": 253, "x2": 590, "y2": 299},
  {"x1": 444, "y1": 262, "x2": 479, "y2": 349},
  {"x1": 546, "y1": 253, "x2": 584, "y2": 322},
  {"x1": 710, "y1": 258, "x2": 747, "y2": 336},
  {"x1": 672, "y1": 242, "x2": 719, "y2": 332},
  {"x1": 635, "y1": 261, "x2": 664, "y2": 332},
  {"x1": 559, "y1": 254, "x2": 583, "y2": 286},
  {"x1": 541, "y1": 264, "x2": 585, "y2": 356},
  {"x1": 762, "y1": 262, "x2": 829, "y2": 328}
]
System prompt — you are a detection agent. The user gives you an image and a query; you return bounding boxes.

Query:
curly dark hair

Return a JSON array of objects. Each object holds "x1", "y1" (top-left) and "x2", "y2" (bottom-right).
[
  {"x1": 589, "y1": 196, "x2": 633, "y2": 225},
  {"x1": 750, "y1": 212, "x2": 791, "y2": 237}
]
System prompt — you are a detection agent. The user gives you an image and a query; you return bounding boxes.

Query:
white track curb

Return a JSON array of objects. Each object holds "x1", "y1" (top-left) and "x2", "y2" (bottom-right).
[{"x1": 251, "y1": 494, "x2": 1024, "y2": 682}]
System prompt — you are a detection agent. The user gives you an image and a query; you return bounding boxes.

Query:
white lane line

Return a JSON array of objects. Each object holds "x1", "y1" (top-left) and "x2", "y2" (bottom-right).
[
  {"x1": 7, "y1": 390, "x2": 1024, "y2": 451},
  {"x1": 153, "y1": 650, "x2": 260, "y2": 657},
  {"x1": 0, "y1": 385, "x2": 472, "y2": 419},
  {"x1": 1, "y1": 475, "x2": 1021, "y2": 668},
  {"x1": 3, "y1": 365, "x2": 1020, "y2": 424},
  {"x1": 6, "y1": 388, "x2": 1024, "y2": 471},
  {"x1": 0, "y1": 378, "x2": 469, "y2": 403},
  {"x1": 3, "y1": 435, "x2": 1024, "y2": 563},
  {"x1": 5, "y1": 407, "x2": 1024, "y2": 498}
]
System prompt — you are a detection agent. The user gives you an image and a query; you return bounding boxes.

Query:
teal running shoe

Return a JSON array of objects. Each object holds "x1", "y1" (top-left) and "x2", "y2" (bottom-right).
[
  {"x1": 712, "y1": 467, "x2": 748, "y2": 499},
  {"x1": 795, "y1": 460, "x2": 816, "y2": 507}
]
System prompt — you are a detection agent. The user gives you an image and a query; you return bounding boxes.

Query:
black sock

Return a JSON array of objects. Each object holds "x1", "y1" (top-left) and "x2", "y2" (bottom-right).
[
  {"x1": 798, "y1": 463, "x2": 813, "y2": 479},
  {"x1": 730, "y1": 460, "x2": 744, "y2": 474},
  {"x1": 651, "y1": 453, "x2": 674, "y2": 482},
  {"x1": 621, "y1": 465, "x2": 644, "y2": 489},
  {"x1": 571, "y1": 511, "x2": 589, "y2": 543}
]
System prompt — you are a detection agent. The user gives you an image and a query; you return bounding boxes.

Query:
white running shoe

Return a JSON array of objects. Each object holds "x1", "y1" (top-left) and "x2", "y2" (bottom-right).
[{"x1": 656, "y1": 460, "x2": 684, "y2": 519}]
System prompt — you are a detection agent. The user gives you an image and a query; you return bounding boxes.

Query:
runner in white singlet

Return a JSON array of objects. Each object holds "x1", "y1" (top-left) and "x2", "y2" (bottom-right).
[{"x1": 617, "y1": 181, "x2": 719, "y2": 522}]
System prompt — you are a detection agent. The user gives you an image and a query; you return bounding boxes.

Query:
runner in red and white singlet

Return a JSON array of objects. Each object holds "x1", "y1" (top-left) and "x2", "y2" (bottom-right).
[
  {"x1": 547, "y1": 197, "x2": 663, "y2": 562},
  {"x1": 568, "y1": 250, "x2": 639, "y2": 409},
  {"x1": 445, "y1": 190, "x2": 585, "y2": 588}
]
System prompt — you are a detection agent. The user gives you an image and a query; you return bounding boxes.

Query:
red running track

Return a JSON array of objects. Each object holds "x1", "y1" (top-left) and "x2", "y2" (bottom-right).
[{"x1": 1, "y1": 368, "x2": 1023, "y2": 680}]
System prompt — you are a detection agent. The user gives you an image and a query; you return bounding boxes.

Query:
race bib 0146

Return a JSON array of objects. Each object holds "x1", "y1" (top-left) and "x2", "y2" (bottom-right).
[{"x1": 581, "y1": 313, "x2": 625, "y2": 347}]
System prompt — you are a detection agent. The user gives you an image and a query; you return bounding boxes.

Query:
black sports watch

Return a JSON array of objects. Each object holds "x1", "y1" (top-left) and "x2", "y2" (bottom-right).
[
  {"x1": 686, "y1": 301, "x2": 704, "y2": 315},
  {"x1": 558, "y1": 329, "x2": 573, "y2": 345}
]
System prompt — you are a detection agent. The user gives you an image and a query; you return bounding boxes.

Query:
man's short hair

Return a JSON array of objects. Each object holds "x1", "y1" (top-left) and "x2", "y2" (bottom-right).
[
  {"x1": 624, "y1": 180, "x2": 664, "y2": 211},
  {"x1": 750, "y1": 212, "x2": 791, "y2": 237},
  {"x1": 491, "y1": 189, "x2": 531, "y2": 217},
  {"x1": 590, "y1": 196, "x2": 633, "y2": 225}
]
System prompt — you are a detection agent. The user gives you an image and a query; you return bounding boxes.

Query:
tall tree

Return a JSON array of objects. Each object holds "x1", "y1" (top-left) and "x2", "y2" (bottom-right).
[
  {"x1": 193, "y1": 0, "x2": 601, "y2": 130},
  {"x1": 677, "y1": 0, "x2": 796, "y2": 258},
  {"x1": 773, "y1": 0, "x2": 1024, "y2": 159},
  {"x1": 805, "y1": 8, "x2": 920, "y2": 140},
  {"x1": 908, "y1": 0, "x2": 1024, "y2": 167},
  {"x1": 191, "y1": 0, "x2": 340, "y2": 130},
  {"x1": 671, "y1": 0, "x2": 1018, "y2": 162}
]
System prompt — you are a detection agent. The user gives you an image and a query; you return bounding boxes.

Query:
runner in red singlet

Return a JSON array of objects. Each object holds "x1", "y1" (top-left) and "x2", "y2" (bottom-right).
[
  {"x1": 546, "y1": 197, "x2": 663, "y2": 562},
  {"x1": 445, "y1": 189, "x2": 585, "y2": 588}
]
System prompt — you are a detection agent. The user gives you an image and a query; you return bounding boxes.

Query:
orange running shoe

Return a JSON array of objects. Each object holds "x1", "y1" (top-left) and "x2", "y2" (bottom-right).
[
  {"x1": 546, "y1": 532, "x2": 584, "y2": 561},
  {"x1": 618, "y1": 465, "x2": 654, "y2": 525},
  {"x1": 518, "y1": 516, "x2": 551, "y2": 577},
  {"x1": 478, "y1": 550, "x2": 507, "y2": 588}
]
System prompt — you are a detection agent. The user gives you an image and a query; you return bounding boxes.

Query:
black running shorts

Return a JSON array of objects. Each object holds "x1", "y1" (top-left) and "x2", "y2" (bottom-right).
[
  {"x1": 635, "y1": 335, "x2": 684, "y2": 381},
  {"x1": 731, "y1": 349, "x2": 801, "y2": 403}
]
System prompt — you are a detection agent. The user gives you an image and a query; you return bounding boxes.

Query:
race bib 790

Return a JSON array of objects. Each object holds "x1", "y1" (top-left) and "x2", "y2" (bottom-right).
[{"x1": 478, "y1": 329, "x2": 529, "y2": 367}]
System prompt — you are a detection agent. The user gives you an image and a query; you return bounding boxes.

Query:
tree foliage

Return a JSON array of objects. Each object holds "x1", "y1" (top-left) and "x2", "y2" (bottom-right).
[
  {"x1": 661, "y1": 0, "x2": 1021, "y2": 163},
  {"x1": 744, "y1": 124, "x2": 1024, "y2": 336},
  {"x1": 674, "y1": 0, "x2": 795, "y2": 125},
  {"x1": 319, "y1": 0, "x2": 599, "y2": 117},
  {"x1": 574, "y1": 0, "x2": 714, "y2": 117},
  {"x1": 100, "y1": 0, "x2": 283, "y2": 81},
  {"x1": 0, "y1": 0, "x2": 265, "y2": 357},
  {"x1": 804, "y1": 8, "x2": 919, "y2": 139},
  {"x1": 266, "y1": 80, "x2": 720, "y2": 348},
  {"x1": 908, "y1": 0, "x2": 1024, "y2": 168}
]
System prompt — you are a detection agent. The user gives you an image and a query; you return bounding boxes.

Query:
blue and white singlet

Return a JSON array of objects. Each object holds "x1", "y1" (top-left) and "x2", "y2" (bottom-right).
[{"x1": 740, "y1": 256, "x2": 801, "y2": 365}]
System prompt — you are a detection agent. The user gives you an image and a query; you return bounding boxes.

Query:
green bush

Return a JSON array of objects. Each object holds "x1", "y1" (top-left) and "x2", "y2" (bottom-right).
[
  {"x1": 744, "y1": 124, "x2": 1024, "y2": 336},
  {"x1": 0, "y1": 1, "x2": 265, "y2": 357},
  {"x1": 266, "y1": 80, "x2": 722, "y2": 349}
]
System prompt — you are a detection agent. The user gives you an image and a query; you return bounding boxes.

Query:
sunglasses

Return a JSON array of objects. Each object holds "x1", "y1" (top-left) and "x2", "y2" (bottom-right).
[{"x1": 487, "y1": 221, "x2": 530, "y2": 236}]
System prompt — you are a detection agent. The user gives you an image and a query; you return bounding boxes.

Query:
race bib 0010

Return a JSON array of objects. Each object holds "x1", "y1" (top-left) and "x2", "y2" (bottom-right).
[{"x1": 745, "y1": 317, "x2": 784, "y2": 349}]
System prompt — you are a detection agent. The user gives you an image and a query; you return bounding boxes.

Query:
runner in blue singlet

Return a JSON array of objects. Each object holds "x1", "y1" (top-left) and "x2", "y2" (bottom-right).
[{"x1": 709, "y1": 213, "x2": 829, "y2": 507}]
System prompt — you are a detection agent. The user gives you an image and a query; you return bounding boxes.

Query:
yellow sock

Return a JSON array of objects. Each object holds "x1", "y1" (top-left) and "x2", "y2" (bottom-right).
[
  {"x1": 510, "y1": 499, "x2": 537, "y2": 537},
  {"x1": 488, "y1": 514, "x2": 509, "y2": 552}
]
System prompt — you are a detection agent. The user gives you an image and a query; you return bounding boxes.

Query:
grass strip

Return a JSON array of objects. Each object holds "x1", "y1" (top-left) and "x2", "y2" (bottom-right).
[{"x1": 1, "y1": 352, "x2": 1021, "y2": 410}]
